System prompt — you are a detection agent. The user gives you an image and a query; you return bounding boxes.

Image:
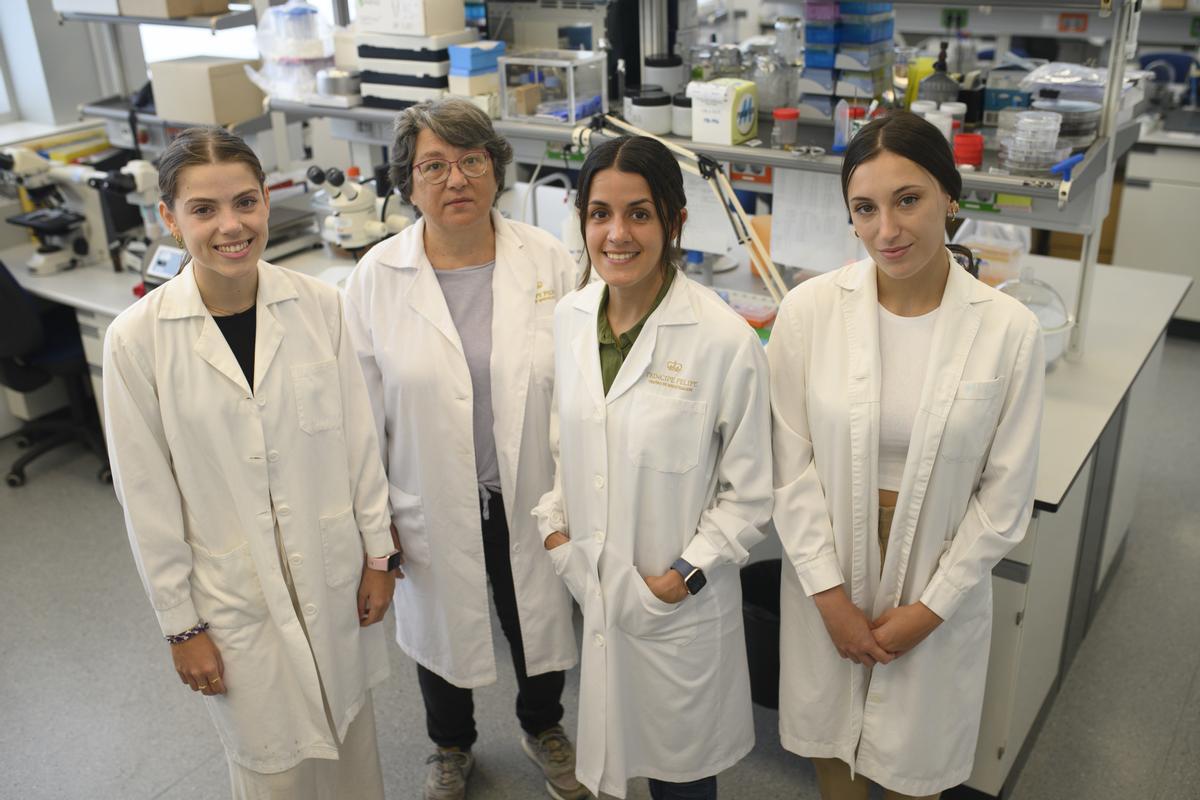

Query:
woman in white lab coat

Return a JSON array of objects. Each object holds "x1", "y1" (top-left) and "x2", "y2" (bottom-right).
[
  {"x1": 770, "y1": 112, "x2": 1045, "y2": 800},
  {"x1": 537, "y1": 135, "x2": 774, "y2": 800},
  {"x1": 102, "y1": 128, "x2": 397, "y2": 800},
  {"x1": 341, "y1": 99, "x2": 585, "y2": 800}
]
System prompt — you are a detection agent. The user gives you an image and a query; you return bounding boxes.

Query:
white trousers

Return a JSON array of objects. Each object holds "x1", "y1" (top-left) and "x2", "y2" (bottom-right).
[{"x1": 227, "y1": 695, "x2": 385, "y2": 800}]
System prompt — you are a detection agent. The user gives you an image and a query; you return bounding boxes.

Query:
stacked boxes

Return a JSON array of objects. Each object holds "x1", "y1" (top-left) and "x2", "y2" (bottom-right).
[
  {"x1": 355, "y1": 28, "x2": 477, "y2": 111},
  {"x1": 447, "y1": 40, "x2": 506, "y2": 117},
  {"x1": 797, "y1": 0, "x2": 894, "y2": 119},
  {"x1": 352, "y1": 1, "x2": 475, "y2": 112}
]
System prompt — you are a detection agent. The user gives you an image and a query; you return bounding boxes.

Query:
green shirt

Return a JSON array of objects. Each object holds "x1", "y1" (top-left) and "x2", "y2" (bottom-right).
[{"x1": 597, "y1": 269, "x2": 675, "y2": 395}]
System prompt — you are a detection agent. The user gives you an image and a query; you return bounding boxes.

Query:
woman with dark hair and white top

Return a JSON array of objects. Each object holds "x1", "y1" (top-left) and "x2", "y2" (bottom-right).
[
  {"x1": 342, "y1": 98, "x2": 586, "y2": 800},
  {"x1": 770, "y1": 111, "x2": 1045, "y2": 800}
]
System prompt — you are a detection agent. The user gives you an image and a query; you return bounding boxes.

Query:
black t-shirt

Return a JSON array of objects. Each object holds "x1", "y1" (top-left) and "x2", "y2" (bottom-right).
[{"x1": 213, "y1": 305, "x2": 256, "y2": 390}]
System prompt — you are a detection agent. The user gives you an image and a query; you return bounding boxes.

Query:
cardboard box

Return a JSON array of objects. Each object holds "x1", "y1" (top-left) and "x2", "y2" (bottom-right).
[
  {"x1": 118, "y1": 0, "x2": 229, "y2": 17},
  {"x1": 354, "y1": 0, "x2": 466, "y2": 37},
  {"x1": 51, "y1": 0, "x2": 120, "y2": 13},
  {"x1": 449, "y1": 71, "x2": 499, "y2": 97},
  {"x1": 687, "y1": 79, "x2": 758, "y2": 146},
  {"x1": 509, "y1": 83, "x2": 542, "y2": 116},
  {"x1": 150, "y1": 57, "x2": 264, "y2": 127}
]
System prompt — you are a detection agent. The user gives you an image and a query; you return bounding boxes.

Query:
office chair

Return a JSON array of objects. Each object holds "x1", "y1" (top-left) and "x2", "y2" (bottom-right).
[{"x1": 0, "y1": 259, "x2": 110, "y2": 487}]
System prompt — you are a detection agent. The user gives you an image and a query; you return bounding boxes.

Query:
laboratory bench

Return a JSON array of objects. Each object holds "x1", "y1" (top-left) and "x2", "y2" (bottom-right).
[{"x1": 1, "y1": 241, "x2": 1190, "y2": 799}]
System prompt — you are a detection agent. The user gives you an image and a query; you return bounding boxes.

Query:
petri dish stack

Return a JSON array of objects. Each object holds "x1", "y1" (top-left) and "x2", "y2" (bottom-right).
[
  {"x1": 1032, "y1": 98, "x2": 1101, "y2": 148},
  {"x1": 1001, "y1": 111, "x2": 1068, "y2": 175}
]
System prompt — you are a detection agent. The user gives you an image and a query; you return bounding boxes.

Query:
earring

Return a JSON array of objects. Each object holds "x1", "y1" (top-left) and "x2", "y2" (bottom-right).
[
  {"x1": 172, "y1": 231, "x2": 184, "y2": 248},
  {"x1": 853, "y1": 230, "x2": 860, "y2": 239},
  {"x1": 947, "y1": 204, "x2": 959, "y2": 221}
]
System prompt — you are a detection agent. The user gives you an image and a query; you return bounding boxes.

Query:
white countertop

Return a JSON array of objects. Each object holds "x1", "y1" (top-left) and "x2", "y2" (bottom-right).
[{"x1": 3, "y1": 244, "x2": 1190, "y2": 512}]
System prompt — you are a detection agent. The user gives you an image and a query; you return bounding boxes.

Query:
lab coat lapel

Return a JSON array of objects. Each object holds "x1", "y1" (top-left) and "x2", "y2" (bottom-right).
[
  {"x1": 570, "y1": 285, "x2": 606, "y2": 413},
  {"x1": 837, "y1": 260, "x2": 883, "y2": 608},
  {"x1": 176, "y1": 265, "x2": 252, "y2": 395},
  {"x1": 251, "y1": 262, "x2": 296, "y2": 395},
  {"x1": 876, "y1": 255, "x2": 985, "y2": 614},
  {"x1": 391, "y1": 219, "x2": 465, "y2": 358},
  {"x1": 604, "y1": 273, "x2": 695, "y2": 404},
  {"x1": 490, "y1": 213, "x2": 533, "y2": 504}
]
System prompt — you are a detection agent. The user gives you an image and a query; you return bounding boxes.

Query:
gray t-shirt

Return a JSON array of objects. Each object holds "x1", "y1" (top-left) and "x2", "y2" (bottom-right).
[{"x1": 434, "y1": 261, "x2": 501, "y2": 492}]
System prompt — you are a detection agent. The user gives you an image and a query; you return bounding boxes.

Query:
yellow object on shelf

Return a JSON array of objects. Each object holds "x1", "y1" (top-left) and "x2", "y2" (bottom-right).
[{"x1": 905, "y1": 57, "x2": 935, "y2": 109}]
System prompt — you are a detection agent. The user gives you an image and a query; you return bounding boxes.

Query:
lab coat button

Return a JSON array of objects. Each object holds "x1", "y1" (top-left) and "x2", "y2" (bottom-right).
[
  {"x1": 594, "y1": 531, "x2": 605, "y2": 543},
  {"x1": 593, "y1": 475, "x2": 605, "y2": 489},
  {"x1": 290, "y1": 554, "x2": 303, "y2": 566},
  {"x1": 256, "y1": 397, "x2": 266, "y2": 408},
  {"x1": 267, "y1": 450, "x2": 280, "y2": 462},
  {"x1": 512, "y1": 542, "x2": 522, "y2": 554},
  {"x1": 277, "y1": 506, "x2": 291, "y2": 517},
  {"x1": 594, "y1": 633, "x2": 605, "y2": 648},
  {"x1": 303, "y1": 604, "x2": 317, "y2": 616}
]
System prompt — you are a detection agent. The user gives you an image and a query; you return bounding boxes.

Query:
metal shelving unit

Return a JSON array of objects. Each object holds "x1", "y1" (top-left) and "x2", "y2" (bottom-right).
[
  {"x1": 894, "y1": 4, "x2": 1200, "y2": 46},
  {"x1": 58, "y1": 3, "x2": 256, "y2": 33}
]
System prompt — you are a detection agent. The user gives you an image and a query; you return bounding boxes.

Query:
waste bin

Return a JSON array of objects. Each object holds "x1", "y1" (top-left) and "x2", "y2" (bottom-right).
[{"x1": 740, "y1": 558, "x2": 782, "y2": 709}]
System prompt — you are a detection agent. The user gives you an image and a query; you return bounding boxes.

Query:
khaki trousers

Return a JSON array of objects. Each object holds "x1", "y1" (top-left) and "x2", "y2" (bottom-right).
[{"x1": 809, "y1": 505, "x2": 942, "y2": 800}]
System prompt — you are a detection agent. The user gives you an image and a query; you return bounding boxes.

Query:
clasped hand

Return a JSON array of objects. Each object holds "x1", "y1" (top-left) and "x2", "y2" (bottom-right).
[{"x1": 813, "y1": 585, "x2": 942, "y2": 666}]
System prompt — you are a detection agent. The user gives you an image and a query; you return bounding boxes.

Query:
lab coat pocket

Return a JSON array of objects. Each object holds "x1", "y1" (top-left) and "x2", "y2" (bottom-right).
[
  {"x1": 389, "y1": 484, "x2": 431, "y2": 568},
  {"x1": 189, "y1": 541, "x2": 269, "y2": 630},
  {"x1": 939, "y1": 378, "x2": 1003, "y2": 462},
  {"x1": 627, "y1": 392, "x2": 709, "y2": 474},
  {"x1": 616, "y1": 568, "x2": 699, "y2": 645},
  {"x1": 319, "y1": 508, "x2": 364, "y2": 589},
  {"x1": 292, "y1": 360, "x2": 343, "y2": 435}
]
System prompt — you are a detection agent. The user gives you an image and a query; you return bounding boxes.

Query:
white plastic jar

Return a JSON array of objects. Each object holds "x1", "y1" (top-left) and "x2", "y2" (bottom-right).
[
  {"x1": 628, "y1": 90, "x2": 673, "y2": 135},
  {"x1": 672, "y1": 92, "x2": 693, "y2": 137}
]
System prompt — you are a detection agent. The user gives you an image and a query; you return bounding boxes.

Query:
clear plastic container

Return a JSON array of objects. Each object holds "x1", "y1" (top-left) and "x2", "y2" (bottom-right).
[
  {"x1": 939, "y1": 100, "x2": 967, "y2": 133},
  {"x1": 996, "y1": 267, "x2": 1073, "y2": 366},
  {"x1": 925, "y1": 111, "x2": 952, "y2": 141},
  {"x1": 910, "y1": 99, "x2": 938, "y2": 116},
  {"x1": 500, "y1": 49, "x2": 609, "y2": 125},
  {"x1": 772, "y1": 107, "x2": 800, "y2": 148},
  {"x1": 832, "y1": 99, "x2": 850, "y2": 153}
]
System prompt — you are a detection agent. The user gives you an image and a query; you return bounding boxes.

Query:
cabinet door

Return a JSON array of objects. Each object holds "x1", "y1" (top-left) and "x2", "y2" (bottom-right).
[{"x1": 1113, "y1": 179, "x2": 1200, "y2": 322}]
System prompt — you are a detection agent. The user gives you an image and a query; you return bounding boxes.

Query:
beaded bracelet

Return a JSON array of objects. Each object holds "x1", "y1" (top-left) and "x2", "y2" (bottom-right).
[{"x1": 165, "y1": 620, "x2": 209, "y2": 645}]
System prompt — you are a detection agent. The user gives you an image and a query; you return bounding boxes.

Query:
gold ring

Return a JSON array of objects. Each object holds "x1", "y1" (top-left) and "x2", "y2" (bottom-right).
[
  {"x1": 210, "y1": 676, "x2": 222, "y2": 683},
  {"x1": 197, "y1": 683, "x2": 209, "y2": 690}
]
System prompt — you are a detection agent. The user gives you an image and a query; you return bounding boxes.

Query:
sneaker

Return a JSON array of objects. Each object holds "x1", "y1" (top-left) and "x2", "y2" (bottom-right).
[
  {"x1": 423, "y1": 747, "x2": 474, "y2": 800},
  {"x1": 520, "y1": 725, "x2": 592, "y2": 800}
]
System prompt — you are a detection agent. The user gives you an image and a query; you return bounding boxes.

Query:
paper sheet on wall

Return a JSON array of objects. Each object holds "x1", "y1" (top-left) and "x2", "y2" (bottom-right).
[
  {"x1": 770, "y1": 169, "x2": 859, "y2": 272},
  {"x1": 680, "y1": 171, "x2": 734, "y2": 255}
]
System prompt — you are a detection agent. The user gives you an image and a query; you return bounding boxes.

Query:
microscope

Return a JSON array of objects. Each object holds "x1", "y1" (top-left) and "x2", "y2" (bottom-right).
[
  {"x1": 0, "y1": 147, "x2": 161, "y2": 275},
  {"x1": 307, "y1": 165, "x2": 410, "y2": 251}
]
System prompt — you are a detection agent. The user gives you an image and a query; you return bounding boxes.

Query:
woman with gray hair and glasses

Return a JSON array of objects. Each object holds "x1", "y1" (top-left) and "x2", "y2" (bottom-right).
[{"x1": 342, "y1": 98, "x2": 586, "y2": 800}]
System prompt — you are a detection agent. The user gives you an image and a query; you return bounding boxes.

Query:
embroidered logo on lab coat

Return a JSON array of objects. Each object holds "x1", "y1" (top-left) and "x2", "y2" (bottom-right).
[
  {"x1": 535, "y1": 281, "x2": 555, "y2": 303},
  {"x1": 649, "y1": 362, "x2": 698, "y2": 392}
]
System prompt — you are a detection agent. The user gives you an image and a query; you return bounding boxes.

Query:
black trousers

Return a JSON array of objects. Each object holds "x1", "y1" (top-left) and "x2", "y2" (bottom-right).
[
  {"x1": 648, "y1": 776, "x2": 719, "y2": 799},
  {"x1": 416, "y1": 491, "x2": 566, "y2": 750}
]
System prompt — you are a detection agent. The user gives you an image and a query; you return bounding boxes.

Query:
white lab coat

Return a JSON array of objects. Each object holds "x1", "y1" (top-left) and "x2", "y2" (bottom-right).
[
  {"x1": 102, "y1": 261, "x2": 392, "y2": 773},
  {"x1": 768, "y1": 255, "x2": 1044, "y2": 796},
  {"x1": 534, "y1": 273, "x2": 774, "y2": 798},
  {"x1": 342, "y1": 210, "x2": 579, "y2": 687}
]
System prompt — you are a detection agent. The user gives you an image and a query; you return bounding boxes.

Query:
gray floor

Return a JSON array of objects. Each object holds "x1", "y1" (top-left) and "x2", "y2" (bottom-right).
[{"x1": 0, "y1": 336, "x2": 1196, "y2": 800}]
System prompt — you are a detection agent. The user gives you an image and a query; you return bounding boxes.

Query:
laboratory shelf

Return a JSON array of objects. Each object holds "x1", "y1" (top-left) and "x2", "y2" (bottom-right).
[
  {"x1": 878, "y1": 0, "x2": 1128, "y2": 10},
  {"x1": 58, "y1": 3, "x2": 255, "y2": 32},
  {"x1": 81, "y1": 96, "x2": 276, "y2": 137},
  {"x1": 893, "y1": 5, "x2": 1200, "y2": 46},
  {"x1": 265, "y1": 97, "x2": 1141, "y2": 233}
]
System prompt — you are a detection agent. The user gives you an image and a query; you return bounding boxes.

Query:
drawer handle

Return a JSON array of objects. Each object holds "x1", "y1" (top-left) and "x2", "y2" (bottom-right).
[{"x1": 1124, "y1": 178, "x2": 1152, "y2": 189}]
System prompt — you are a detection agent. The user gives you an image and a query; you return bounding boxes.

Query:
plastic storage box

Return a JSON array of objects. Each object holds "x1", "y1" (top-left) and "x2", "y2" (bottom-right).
[{"x1": 499, "y1": 49, "x2": 607, "y2": 125}]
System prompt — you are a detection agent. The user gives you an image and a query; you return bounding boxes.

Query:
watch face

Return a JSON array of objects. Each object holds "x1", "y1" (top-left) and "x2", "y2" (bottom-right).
[
  {"x1": 685, "y1": 569, "x2": 707, "y2": 594},
  {"x1": 387, "y1": 552, "x2": 404, "y2": 572}
]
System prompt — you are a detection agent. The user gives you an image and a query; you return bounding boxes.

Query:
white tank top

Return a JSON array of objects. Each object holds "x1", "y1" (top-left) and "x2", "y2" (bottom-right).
[{"x1": 878, "y1": 303, "x2": 938, "y2": 492}]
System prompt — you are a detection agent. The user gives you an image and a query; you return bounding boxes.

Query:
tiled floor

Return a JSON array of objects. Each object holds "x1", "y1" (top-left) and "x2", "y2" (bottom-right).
[{"x1": 1, "y1": 336, "x2": 1196, "y2": 800}]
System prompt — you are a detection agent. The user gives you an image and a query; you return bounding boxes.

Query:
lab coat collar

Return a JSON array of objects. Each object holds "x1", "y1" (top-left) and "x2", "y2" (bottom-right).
[
  {"x1": 159, "y1": 262, "x2": 297, "y2": 395},
  {"x1": 374, "y1": 209, "x2": 522, "y2": 271},
  {"x1": 571, "y1": 269, "x2": 697, "y2": 405}
]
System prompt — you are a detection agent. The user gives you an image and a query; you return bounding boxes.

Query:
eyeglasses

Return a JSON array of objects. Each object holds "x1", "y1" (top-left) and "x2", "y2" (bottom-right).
[{"x1": 413, "y1": 152, "x2": 490, "y2": 184}]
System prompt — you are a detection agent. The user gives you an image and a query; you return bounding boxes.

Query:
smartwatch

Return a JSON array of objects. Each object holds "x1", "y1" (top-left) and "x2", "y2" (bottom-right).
[
  {"x1": 670, "y1": 557, "x2": 707, "y2": 595},
  {"x1": 367, "y1": 550, "x2": 403, "y2": 572}
]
